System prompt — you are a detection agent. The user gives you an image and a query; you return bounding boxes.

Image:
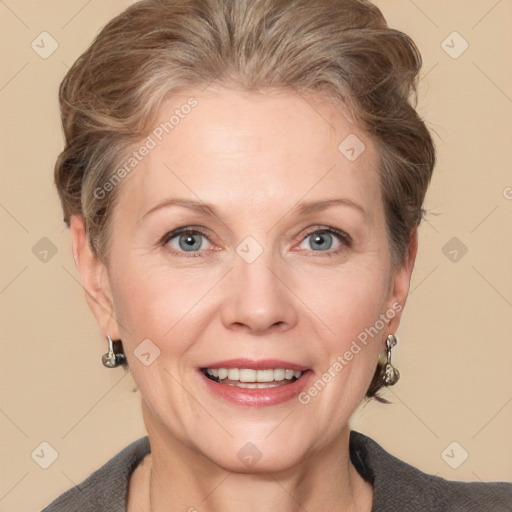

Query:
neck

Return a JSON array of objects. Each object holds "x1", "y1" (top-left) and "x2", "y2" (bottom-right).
[{"x1": 129, "y1": 407, "x2": 373, "y2": 512}]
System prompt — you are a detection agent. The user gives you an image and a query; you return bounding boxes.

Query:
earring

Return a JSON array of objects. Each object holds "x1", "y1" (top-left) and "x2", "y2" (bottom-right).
[
  {"x1": 382, "y1": 334, "x2": 400, "y2": 386},
  {"x1": 102, "y1": 335, "x2": 126, "y2": 368}
]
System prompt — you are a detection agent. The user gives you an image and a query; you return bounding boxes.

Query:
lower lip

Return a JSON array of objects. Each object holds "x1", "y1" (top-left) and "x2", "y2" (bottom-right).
[{"x1": 199, "y1": 370, "x2": 313, "y2": 407}]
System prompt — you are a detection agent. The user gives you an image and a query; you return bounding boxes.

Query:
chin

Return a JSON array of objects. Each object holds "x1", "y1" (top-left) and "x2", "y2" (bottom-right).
[{"x1": 209, "y1": 445, "x2": 307, "y2": 475}]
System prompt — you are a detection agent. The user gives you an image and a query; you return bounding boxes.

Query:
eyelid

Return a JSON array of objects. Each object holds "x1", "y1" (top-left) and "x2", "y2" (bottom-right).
[
  {"x1": 298, "y1": 225, "x2": 352, "y2": 245},
  {"x1": 293, "y1": 225, "x2": 352, "y2": 257},
  {"x1": 160, "y1": 226, "x2": 214, "y2": 258},
  {"x1": 161, "y1": 225, "x2": 211, "y2": 244}
]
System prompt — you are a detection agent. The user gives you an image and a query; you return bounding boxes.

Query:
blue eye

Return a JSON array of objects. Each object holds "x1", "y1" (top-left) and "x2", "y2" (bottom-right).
[
  {"x1": 163, "y1": 228, "x2": 212, "y2": 256},
  {"x1": 298, "y1": 227, "x2": 350, "y2": 255}
]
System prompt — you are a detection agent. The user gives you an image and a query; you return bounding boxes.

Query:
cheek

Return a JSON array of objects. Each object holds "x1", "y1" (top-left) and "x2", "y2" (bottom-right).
[
  {"x1": 306, "y1": 262, "x2": 392, "y2": 342},
  {"x1": 299, "y1": 261, "x2": 392, "y2": 407},
  {"x1": 108, "y1": 259, "x2": 180, "y2": 340},
  {"x1": 108, "y1": 257, "x2": 224, "y2": 364}
]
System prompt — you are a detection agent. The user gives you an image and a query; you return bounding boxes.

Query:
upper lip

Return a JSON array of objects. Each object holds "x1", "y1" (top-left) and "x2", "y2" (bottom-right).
[{"x1": 200, "y1": 358, "x2": 310, "y2": 372}]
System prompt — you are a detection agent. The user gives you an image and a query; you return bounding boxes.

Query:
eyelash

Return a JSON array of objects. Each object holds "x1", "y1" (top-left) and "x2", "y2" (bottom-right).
[
  {"x1": 160, "y1": 225, "x2": 352, "y2": 258},
  {"x1": 302, "y1": 226, "x2": 352, "y2": 256}
]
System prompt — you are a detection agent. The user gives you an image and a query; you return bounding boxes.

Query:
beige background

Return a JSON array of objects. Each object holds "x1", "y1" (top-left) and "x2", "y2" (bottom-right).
[{"x1": 1, "y1": 0, "x2": 511, "y2": 510}]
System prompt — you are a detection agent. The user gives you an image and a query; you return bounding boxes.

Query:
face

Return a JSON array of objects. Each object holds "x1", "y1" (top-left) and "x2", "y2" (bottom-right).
[{"x1": 76, "y1": 86, "x2": 414, "y2": 472}]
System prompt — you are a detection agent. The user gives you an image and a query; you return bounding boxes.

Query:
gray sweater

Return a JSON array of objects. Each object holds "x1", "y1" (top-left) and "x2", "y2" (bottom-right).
[{"x1": 42, "y1": 431, "x2": 512, "y2": 511}]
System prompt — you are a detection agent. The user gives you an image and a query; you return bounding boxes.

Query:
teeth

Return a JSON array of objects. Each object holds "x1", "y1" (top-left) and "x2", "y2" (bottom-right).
[
  {"x1": 205, "y1": 368, "x2": 303, "y2": 383},
  {"x1": 226, "y1": 382, "x2": 283, "y2": 389},
  {"x1": 227, "y1": 368, "x2": 239, "y2": 380},
  {"x1": 274, "y1": 369, "x2": 286, "y2": 381},
  {"x1": 239, "y1": 369, "x2": 257, "y2": 382},
  {"x1": 256, "y1": 369, "x2": 274, "y2": 382}
]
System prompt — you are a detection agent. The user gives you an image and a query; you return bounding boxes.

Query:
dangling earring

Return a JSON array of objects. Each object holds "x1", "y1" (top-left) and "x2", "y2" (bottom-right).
[
  {"x1": 102, "y1": 335, "x2": 126, "y2": 368},
  {"x1": 382, "y1": 334, "x2": 400, "y2": 386}
]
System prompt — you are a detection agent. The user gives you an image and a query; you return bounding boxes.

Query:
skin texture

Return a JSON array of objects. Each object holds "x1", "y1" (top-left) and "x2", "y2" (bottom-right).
[{"x1": 70, "y1": 86, "x2": 417, "y2": 511}]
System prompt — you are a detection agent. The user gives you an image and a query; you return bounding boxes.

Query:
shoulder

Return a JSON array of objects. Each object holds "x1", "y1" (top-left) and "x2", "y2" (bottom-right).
[
  {"x1": 349, "y1": 430, "x2": 512, "y2": 512},
  {"x1": 41, "y1": 436, "x2": 151, "y2": 512}
]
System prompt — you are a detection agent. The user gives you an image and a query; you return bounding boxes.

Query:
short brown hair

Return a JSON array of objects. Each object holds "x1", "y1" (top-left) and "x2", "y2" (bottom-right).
[{"x1": 55, "y1": 0, "x2": 436, "y2": 400}]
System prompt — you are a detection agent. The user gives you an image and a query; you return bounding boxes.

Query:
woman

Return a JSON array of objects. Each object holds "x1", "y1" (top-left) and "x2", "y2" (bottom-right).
[{"x1": 43, "y1": 0, "x2": 511, "y2": 510}]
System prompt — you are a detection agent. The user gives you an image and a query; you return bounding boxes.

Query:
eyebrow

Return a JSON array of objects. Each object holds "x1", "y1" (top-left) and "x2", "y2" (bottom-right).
[{"x1": 142, "y1": 197, "x2": 366, "y2": 220}]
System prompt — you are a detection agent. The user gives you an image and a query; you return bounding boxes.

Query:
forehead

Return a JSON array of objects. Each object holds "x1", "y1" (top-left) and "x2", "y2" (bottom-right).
[{"x1": 115, "y1": 86, "x2": 382, "y2": 223}]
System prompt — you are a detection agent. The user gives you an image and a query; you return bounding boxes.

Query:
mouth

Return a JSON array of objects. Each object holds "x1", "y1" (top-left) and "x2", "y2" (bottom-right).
[
  {"x1": 200, "y1": 367, "x2": 304, "y2": 389},
  {"x1": 198, "y1": 359, "x2": 313, "y2": 406}
]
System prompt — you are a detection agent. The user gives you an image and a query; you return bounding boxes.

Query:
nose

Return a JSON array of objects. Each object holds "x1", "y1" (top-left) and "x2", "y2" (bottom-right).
[{"x1": 220, "y1": 248, "x2": 298, "y2": 335}]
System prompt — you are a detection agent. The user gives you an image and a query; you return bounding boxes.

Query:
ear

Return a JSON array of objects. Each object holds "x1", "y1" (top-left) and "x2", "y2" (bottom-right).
[
  {"x1": 385, "y1": 227, "x2": 419, "y2": 333},
  {"x1": 69, "y1": 215, "x2": 122, "y2": 340}
]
